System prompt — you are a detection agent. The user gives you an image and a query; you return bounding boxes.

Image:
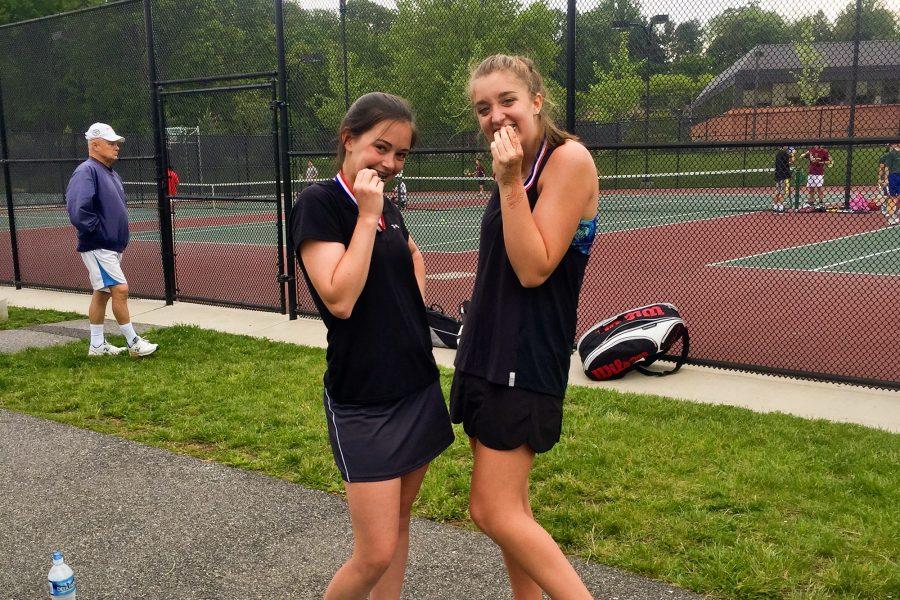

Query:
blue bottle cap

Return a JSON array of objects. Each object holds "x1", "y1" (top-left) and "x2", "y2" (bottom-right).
[{"x1": 52, "y1": 551, "x2": 62, "y2": 561}]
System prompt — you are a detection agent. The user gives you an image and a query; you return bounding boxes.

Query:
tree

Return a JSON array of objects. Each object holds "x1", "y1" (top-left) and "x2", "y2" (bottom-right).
[
  {"x1": 283, "y1": 4, "x2": 340, "y2": 150},
  {"x1": 705, "y1": 3, "x2": 788, "y2": 73},
  {"x1": 666, "y1": 20, "x2": 704, "y2": 62},
  {"x1": 578, "y1": 32, "x2": 644, "y2": 123},
  {"x1": 793, "y1": 22, "x2": 828, "y2": 106},
  {"x1": 833, "y1": 0, "x2": 900, "y2": 41},
  {"x1": 0, "y1": 0, "x2": 100, "y2": 26},
  {"x1": 568, "y1": 0, "x2": 642, "y2": 93},
  {"x1": 385, "y1": 0, "x2": 562, "y2": 141},
  {"x1": 788, "y1": 11, "x2": 834, "y2": 43},
  {"x1": 650, "y1": 72, "x2": 713, "y2": 115}
]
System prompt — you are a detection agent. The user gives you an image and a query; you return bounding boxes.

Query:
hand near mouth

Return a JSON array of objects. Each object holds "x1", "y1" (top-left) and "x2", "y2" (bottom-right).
[
  {"x1": 491, "y1": 124, "x2": 524, "y2": 186},
  {"x1": 354, "y1": 168, "x2": 385, "y2": 222}
]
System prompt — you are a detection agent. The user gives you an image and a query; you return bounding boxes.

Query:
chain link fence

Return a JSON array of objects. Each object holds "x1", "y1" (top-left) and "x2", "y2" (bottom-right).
[{"x1": 0, "y1": 0, "x2": 897, "y2": 387}]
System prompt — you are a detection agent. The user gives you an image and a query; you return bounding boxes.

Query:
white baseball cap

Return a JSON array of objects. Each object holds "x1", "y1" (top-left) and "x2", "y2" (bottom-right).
[{"x1": 84, "y1": 123, "x2": 125, "y2": 142}]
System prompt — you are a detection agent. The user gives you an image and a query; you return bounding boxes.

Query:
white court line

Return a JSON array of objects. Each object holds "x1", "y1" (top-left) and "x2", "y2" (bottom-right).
[
  {"x1": 813, "y1": 246, "x2": 900, "y2": 271},
  {"x1": 129, "y1": 233, "x2": 273, "y2": 248},
  {"x1": 164, "y1": 221, "x2": 276, "y2": 236},
  {"x1": 606, "y1": 209, "x2": 717, "y2": 226},
  {"x1": 608, "y1": 209, "x2": 762, "y2": 233},
  {"x1": 408, "y1": 223, "x2": 481, "y2": 228},
  {"x1": 707, "y1": 262, "x2": 899, "y2": 278},
  {"x1": 426, "y1": 271, "x2": 476, "y2": 280},
  {"x1": 419, "y1": 236, "x2": 481, "y2": 250},
  {"x1": 708, "y1": 226, "x2": 895, "y2": 266}
]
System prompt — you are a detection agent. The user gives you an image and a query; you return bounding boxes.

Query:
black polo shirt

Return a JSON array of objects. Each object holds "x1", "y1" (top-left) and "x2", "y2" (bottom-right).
[{"x1": 289, "y1": 180, "x2": 438, "y2": 405}]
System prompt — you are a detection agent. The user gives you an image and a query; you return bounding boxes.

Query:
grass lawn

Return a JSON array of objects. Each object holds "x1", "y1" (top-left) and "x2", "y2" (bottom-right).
[
  {"x1": 1, "y1": 325, "x2": 897, "y2": 599},
  {"x1": 0, "y1": 305, "x2": 84, "y2": 330}
]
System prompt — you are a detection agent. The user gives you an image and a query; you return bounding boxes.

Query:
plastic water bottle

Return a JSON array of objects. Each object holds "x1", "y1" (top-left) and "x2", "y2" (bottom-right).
[{"x1": 47, "y1": 551, "x2": 76, "y2": 598}]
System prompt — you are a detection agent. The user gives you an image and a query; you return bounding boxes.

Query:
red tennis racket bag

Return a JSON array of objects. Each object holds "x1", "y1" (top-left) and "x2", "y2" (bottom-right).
[{"x1": 577, "y1": 303, "x2": 689, "y2": 381}]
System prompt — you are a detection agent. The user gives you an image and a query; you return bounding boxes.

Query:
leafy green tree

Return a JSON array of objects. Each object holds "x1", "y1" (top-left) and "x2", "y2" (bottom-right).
[
  {"x1": 705, "y1": 3, "x2": 788, "y2": 73},
  {"x1": 567, "y1": 0, "x2": 642, "y2": 93},
  {"x1": 793, "y1": 22, "x2": 828, "y2": 106},
  {"x1": 283, "y1": 4, "x2": 339, "y2": 149},
  {"x1": 666, "y1": 19, "x2": 704, "y2": 61},
  {"x1": 0, "y1": 0, "x2": 100, "y2": 26},
  {"x1": 578, "y1": 32, "x2": 644, "y2": 123},
  {"x1": 833, "y1": 0, "x2": 900, "y2": 41},
  {"x1": 788, "y1": 11, "x2": 834, "y2": 43},
  {"x1": 385, "y1": 0, "x2": 562, "y2": 140},
  {"x1": 650, "y1": 72, "x2": 713, "y2": 115}
]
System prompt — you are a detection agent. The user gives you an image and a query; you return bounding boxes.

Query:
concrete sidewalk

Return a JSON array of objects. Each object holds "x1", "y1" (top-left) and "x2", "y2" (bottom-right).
[
  {"x1": 0, "y1": 410, "x2": 705, "y2": 599},
  {"x1": 4, "y1": 285, "x2": 898, "y2": 433}
]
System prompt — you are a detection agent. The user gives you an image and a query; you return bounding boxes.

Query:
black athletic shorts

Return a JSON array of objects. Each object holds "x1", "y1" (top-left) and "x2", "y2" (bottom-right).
[
  {"x1": 449, "y1": 371, "x2": 563, "y2": 453},
  {"x1": 323, "y1": 380, "x2": 453, "y2": 483}
]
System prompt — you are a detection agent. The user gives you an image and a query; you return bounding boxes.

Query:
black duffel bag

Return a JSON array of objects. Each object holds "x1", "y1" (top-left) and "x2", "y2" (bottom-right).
[
  {"x1": 425, "y1": 303, "x2": 462, "y2": 349},
  {"x1": 576, "y1": 303, "x2": 689, "y2": 381}
]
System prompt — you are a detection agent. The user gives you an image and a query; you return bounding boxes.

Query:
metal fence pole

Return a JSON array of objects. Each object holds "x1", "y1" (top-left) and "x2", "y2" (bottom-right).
[
  {"x1": 143, "y1": 0, "x2": 176, "y2": 304},
  {"x1": 565, "y1": 0, "x2": 576, "y2": 134},
  {"x1": 274, "y1": 0, "x2": 297, "y2": 320},
  {"x1": 844, "y1": 0, "x2": 862, "y2": 210},
  {"x1": 270, "y1": 80, "x2": 287, "y2": 315},
  {"x1": 0, "y1": 79, "x2": 22, "y2": 288},
  {"x1": 340, "y1": 0, "x2": 350, "y2": 110}
]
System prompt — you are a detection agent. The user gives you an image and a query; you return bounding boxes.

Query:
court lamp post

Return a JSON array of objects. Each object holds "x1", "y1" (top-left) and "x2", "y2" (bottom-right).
[
  {"x1": 751, "y1": 48, "x2": 764, "y2": 140},
  {"x1": 612, "y1": 14, "x2": 669, "y2": 185}
]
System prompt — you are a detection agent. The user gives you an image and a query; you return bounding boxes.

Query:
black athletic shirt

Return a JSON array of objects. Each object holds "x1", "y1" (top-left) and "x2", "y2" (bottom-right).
[
  {"x1": 290, "y1": 179, "x2": 438, "y2": 404},
  {"x1": 774, "y1": 149, "x2": 791, "y2": 180},
  {"x1": 455, "y1": 142, "x2": 590, "y2": 398}
]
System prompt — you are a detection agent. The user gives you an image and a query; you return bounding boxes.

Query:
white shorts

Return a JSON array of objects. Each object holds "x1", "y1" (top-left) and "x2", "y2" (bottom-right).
[
  {"x1": 80, "y1": 249, "x2": 127, "y2": 292},
  {"x1": 807, "y1": 174, "x2": 824, "y2": 188}
]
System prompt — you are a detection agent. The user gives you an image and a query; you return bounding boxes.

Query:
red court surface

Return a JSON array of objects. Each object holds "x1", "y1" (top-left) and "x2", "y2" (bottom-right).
[{"x1": 3, "y1": 208, "x2": 896, "y2": 385}]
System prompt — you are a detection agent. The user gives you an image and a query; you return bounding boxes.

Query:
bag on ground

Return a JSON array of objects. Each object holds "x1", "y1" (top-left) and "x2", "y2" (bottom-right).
[
  {"x1": 577, "y1": 303, "x2": 689, "y2": 381},
  {"x1": 426, "y1": 303, "x2": 462, "y2": 349}
]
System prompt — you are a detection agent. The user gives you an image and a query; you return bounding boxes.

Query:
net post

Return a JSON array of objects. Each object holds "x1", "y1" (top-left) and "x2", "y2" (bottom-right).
[
  {"x1": 144, "y1": 0, "x2": 176, "y2": 304},
  {"x1": 274, "y1": 0, "x2": 297, "y2": 319},
  {"x1": 270, "y1": 80, "x2": 287, "y2": 315},
  {"x1": 0, "y1": 78, "x2": 22, "y2": 288}
]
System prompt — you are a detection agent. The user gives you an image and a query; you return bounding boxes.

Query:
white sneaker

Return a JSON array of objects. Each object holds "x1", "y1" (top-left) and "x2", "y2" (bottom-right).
[
  {"x1": 88, "y1": 341, "x2": 126, "y2": 356},
  {"x1": 128, "y1": 336, "x2": 158, "y2": 357}
]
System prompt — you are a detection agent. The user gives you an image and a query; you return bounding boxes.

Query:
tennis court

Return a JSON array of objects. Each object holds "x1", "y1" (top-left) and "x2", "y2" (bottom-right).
[{"x1": 2, "y1": 169, "x2": 895, "y2": 381}]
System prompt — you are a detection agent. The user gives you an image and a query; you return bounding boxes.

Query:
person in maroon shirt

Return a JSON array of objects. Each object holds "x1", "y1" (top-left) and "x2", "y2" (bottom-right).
[
  {"x1": 166, "y1": 166, "x2": 179, "y2": 197},
  {"x1": 800, "y1": 144, "x2": 832, "y2": 208}
]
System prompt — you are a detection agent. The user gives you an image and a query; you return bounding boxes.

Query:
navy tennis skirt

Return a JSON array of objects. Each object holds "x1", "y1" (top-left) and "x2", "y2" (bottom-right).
[{"x1": 323, "y1": 380, "x2": 454, "y2": 483}]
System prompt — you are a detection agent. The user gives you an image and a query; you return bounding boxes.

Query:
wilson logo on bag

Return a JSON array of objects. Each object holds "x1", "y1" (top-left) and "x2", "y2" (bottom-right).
[{"x1": 576, "y1": 303, "x2": 689, "y2": 381}]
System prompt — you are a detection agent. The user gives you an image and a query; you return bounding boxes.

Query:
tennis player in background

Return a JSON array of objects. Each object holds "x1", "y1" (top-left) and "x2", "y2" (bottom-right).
[
  {"x1": 879, "y1": 142, "x2": 900, "y2": 225},
  {"x1": 800, "y1": 144, "x2": 832, "y2": 210}
]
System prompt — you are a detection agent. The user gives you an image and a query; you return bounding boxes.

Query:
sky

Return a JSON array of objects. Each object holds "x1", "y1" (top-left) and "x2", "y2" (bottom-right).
[{"x1": 295, "y1": 0, "x2": 877, "y2": 22}]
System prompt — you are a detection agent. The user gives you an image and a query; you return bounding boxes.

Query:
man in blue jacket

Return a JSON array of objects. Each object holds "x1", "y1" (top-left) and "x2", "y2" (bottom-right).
[{"x1": 66, "y1": 123, "x2": 158, "y2": 357}]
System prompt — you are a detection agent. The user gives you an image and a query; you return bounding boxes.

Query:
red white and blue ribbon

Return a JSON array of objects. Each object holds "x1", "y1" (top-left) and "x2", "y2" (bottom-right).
[
  {"x1": 335, "y1": 171, "x2": 385, "y2": 231},
  {"x1": 523, "y1": 137, "x2": 548, "y2": 191}
]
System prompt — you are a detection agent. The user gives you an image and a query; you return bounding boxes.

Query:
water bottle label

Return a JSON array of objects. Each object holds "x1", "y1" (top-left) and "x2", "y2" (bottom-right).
[{"x1": 49, "y1": 575, "x2": 76, "y2": 596}]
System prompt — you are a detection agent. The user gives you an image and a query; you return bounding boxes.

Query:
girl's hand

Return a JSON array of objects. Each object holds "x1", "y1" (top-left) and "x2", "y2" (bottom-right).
[
  {"x1": 490, "y1": 125, "x2": 524, "y2": 186},
  {"x1": 354, "y1": 168, "x2": 384, "y2": 221}
]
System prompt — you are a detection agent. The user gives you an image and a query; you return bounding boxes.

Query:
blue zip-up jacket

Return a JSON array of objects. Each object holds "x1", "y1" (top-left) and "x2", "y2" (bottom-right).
[{"x1": 65, "y1": 158, "x2": 130, "y2": 252}]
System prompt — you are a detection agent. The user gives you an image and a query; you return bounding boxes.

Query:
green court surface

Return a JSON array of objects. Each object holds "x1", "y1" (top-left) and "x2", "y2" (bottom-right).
[
  {"x1": 711, "y1": 226, "x2": 900, "y2": 276},
  {"x1": 7, "y1": 186, "x2": 895, "y2": 280}
]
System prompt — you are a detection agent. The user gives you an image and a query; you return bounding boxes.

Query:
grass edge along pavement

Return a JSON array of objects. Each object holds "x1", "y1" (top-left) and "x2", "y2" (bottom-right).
[
  {"x1": 0, "y1": 306, "x2": 84, "y2": 331},
  {"x1": 0, "y1": 324, "x2": 897, "y2": 599}
]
